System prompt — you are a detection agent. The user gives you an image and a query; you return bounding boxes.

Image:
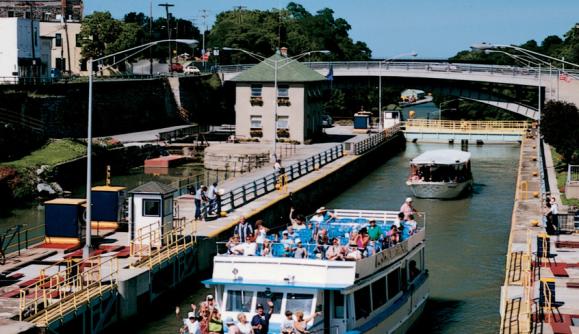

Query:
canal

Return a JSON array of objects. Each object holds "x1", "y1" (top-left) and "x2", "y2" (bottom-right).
[{"x1": 134, "y1": 139, "x2": 519, "y2": 334}]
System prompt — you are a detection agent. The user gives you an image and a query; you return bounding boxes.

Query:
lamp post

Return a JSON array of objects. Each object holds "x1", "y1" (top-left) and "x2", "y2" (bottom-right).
[
  {"x1": 471, "y1": 42, "x2": 579, "y2": 69},
  {"x1": 84, "y1": 39, "x2": 197, "y2": 259},
  {"x1": 438, "y1": 98, "x2": 461, "y2": 121},
  {"x1": 222, "y1": 47, "x2": 330, "y2": 161},
  {"x1": 378, "y1": 52, "x2": 417, "y2": 130}
]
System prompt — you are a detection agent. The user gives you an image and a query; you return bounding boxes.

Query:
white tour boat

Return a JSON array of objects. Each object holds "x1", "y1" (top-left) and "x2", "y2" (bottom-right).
[
  {"x1": 406, "y1": 149, "x2": 473, "y2": 199},
  {"x1": 203, "y1": 209, "x2": 429, "y2": 334}
]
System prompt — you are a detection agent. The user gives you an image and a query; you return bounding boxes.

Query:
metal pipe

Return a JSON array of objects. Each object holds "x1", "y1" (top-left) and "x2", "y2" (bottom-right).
[{"x1": 83, "y1": 58, "x2": 93, "y2": 259}]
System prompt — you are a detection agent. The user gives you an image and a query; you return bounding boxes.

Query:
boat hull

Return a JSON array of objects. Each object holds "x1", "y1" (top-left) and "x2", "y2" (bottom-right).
[{"x1": 406, "y1": 179, "x2": 472, "y2": 199}]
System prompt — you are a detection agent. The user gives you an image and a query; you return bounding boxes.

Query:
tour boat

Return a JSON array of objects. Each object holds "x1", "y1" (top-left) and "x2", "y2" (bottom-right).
[
  {"x1": 203, "y1": 209, "x2": 429, "y2": 334},
  {"x1": 406, "y1": 149, "x2": 473, "y2": 199}
]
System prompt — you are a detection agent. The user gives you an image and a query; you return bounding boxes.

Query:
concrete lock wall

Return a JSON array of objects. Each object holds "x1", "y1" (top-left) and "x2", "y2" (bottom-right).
[{"x1": 117, "y1": 268, "x2": 150, "y2": 320}]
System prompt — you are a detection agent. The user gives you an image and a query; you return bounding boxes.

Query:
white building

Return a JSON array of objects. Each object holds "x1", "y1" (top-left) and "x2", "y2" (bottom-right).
[
  {"x1": 39, "y1": 21, "x2": 83, "y2": 75},
  {"x1": 230, "y1": 50, "x2": 327, "y2": 144},
  {"x1": 0, "y1": 17, "x2": 41, "y2": 83}
]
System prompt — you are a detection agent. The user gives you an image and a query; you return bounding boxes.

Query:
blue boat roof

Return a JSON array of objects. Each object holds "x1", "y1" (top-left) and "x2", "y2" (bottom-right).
[{"x1": 202, "y1": 278, "x2": 350, "y2": 290}]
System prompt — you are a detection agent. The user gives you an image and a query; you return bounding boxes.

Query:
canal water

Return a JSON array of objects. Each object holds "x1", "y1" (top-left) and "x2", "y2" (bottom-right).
[{"x1": 135, "y1": 140, "x2": 519, "y2": 334}]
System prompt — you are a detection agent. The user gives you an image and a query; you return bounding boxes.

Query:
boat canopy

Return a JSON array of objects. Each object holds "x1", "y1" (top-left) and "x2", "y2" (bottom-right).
[{"x1": 410, "y1": 149, "x2": 471, "y2": 165}]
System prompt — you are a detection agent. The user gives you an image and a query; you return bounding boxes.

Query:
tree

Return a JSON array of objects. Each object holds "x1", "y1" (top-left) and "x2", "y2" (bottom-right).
[
  {"x1": 324, "y1": 89, "x2": 347, "y2": 115},
  {"x1": 541, "y1": 101, "x2": 579, "y2": 163}
]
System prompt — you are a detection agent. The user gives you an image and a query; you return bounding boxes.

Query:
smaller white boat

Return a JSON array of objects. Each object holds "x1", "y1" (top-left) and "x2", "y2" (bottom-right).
[{"x1": 406, "y1": 149, "x2": 473, "y2": 199}]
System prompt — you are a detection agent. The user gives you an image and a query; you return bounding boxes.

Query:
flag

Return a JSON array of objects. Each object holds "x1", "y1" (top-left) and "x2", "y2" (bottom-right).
[
  {"x1": 560, "y1": 72, "x2": 572, "y2": 83},
  {"x1": 326, "y1": 64, "x2": 334, "y2": 81}
]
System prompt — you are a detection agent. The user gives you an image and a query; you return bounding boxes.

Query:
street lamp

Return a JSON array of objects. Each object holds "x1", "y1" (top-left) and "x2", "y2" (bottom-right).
[
  {"x1": 483, "y1": 49, "x2": 542, "y2": 67},
  {"x1": 222, "y1": 47, "x2": 330, "y2": 161},
  {"x1": 438, "y1": 98, "x2": 461, "y2": 121},
  {"x1": 378, "y1": 52, "x2": 417, "y2": 130},
  {"x1": 83, "y1": 38, "x2": 197, "y2": 259},
  {"x1": 471, "y1": 42, "x2": 579, "y2": 69}
]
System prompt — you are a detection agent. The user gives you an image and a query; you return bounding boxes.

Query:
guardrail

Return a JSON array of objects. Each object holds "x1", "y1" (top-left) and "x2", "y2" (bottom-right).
[
  {"x1": 344, "y1": 124, "x2": 401, "y2": 155},
  {"x1": 0, "y1": 224, "x2": 45, "y2": 264},
  {"x1": 219, "y1": 144, "x2": 344, "y2": 212},
  {"x1": 403, "y1": 119, "x2": 530, "y2": 134}
]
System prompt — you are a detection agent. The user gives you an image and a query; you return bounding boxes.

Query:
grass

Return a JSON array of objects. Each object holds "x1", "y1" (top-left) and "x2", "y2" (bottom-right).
[
  {"x1": 1, "y1": 139, "x2": 87, "y2": 170},
  {"x1": 551, "y1": 147, "x2": 579, "y2": 207}
]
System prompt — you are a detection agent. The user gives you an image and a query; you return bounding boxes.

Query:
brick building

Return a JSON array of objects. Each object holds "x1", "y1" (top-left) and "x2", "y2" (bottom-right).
[{"x1": 0, "y1": 0, "x2": 83, "y2": 22}]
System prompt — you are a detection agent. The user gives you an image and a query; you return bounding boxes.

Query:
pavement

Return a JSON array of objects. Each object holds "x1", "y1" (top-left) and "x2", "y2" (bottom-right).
[{"x1": 107, "y1": 125, "x2": 195, "y2": 145}]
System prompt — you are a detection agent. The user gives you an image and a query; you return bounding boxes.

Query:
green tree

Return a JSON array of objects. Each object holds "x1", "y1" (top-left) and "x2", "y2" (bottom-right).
[
  {"x1": 541, "y1": 101, "x2": 579, "y2": 163},
  {"x1": 324, "y1": 89, "x2": 347, "y2": 115}
]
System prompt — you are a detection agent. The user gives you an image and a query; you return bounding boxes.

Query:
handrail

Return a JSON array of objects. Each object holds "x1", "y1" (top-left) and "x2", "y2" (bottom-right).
[
  {"x1": 404, "y1": 119, "x2": 530, "y2": 134},
  {"x1": 219, "y1": 144, "x2": 344, "y2": 212},
  {"x1": 1, "y1": 224, "x2": 45, "y2": 260},
  {"x1": 344, "y1": 124, "x2": 401, "y2": 155}
]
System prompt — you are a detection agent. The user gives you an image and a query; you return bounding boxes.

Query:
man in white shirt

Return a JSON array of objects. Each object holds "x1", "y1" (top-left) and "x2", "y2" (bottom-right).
[
  {"x1": 207, "y1": 182, "x2": 217, "y2": 215},
  {"x1": 551, "y1": 196, "x2": 559, "y2": 232},
  {"x1": 182, "y1": 312, "x2": 201, "y2": 334}
]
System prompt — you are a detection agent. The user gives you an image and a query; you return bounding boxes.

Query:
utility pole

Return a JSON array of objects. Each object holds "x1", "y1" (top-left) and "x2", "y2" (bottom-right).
[
  {"x1": 233, "y1": 6, "x2": 246, "y2": 24},
  {"x1": 200, "y1": 9, "x2": 209, "y2": 70},
  {"x1": 158, "y1": 3, "x2": 174, "y2": 73},
  {"x1": 149, "y1": 0, "x2": 153, "y2": 75}
]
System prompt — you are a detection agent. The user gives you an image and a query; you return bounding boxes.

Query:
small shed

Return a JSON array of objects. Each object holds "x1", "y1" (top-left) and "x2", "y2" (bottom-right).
[
  {"x1": 128, "y1": 181, "x2": 176, "y2": 247},
  {"x1": 91, "y1": 185, "x2": 128, "y2": 230},
  {"x1": 44, "y1": 198, "x2": 86, "y2": 245}
]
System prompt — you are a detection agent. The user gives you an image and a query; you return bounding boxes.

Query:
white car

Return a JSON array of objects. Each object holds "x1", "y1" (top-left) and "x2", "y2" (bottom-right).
[{"x1": 184, "y1": 65, "x2": 201, "y2": 75}]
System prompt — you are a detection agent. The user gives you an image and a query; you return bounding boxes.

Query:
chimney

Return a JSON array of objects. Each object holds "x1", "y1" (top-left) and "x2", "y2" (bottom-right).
[{"x1": 280, "y1": 47, "x2": 288, "y2": 57}]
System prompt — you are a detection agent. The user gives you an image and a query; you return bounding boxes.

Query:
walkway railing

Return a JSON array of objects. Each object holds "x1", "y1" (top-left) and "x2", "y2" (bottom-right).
[
  {"x1": 404, "y1": 119, "x2": 530, "y2": 134},
  {"x1": 220, "y1": 145, "x2": 344, "y2": 212},
  {"x1": 344, "y1": 124, "x2": 401, "y2": 155},
  {"x1": 19, "y1": 255, "x2": 119, "y2": 327}
]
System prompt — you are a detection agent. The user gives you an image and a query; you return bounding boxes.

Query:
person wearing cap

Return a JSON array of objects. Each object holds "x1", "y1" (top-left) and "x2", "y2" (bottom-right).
[
  {"x1": 251, "y1": 301, "x2": 274, "y2": 334},
  {"x1": 400, "y1": 197, "x2": 417, "y2": 220},
  {"x1": 281, "y1": 310, "x2": 295, "y2": 334},
  {"x1": 293, "y1": 239, "x2": 308, "y2": 259},
  {"x1": 225, "y1": 316, "x2": 241, "y2": 334},
  {"x1": 182, "y1": 310, "x2": 201, "y2": 334},
  {"x1": 236, "y1": 313, "x2": 253, "y2": 334},
  {"x1": 207, "y1": 294, "x2": 220, "y2": 313}
]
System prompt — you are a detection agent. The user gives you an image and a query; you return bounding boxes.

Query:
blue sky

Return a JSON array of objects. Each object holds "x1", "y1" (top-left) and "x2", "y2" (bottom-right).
[{"x1": 84, "y1": 0, "x2": 579, "y2": 58}]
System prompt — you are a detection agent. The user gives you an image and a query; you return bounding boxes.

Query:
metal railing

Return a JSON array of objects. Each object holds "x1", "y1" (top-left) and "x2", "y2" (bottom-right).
[
  {"x1": 219, "y1": 145, "x2": 344, "y2": 212},
  {"x1": 404, "y1": 119, "x2": 530, "y2": 134},
  {"x1": 19, "y1": 255, "x2": 119, "y2": 327},
  {"x1": 0, "y1": 224, "x2": 45, "y2": 263},
  {"x1": 344, "y1": 124, "x2": 401, "y2": 155},
  {"x1": 567, "y1": 165, "x2": 579, "y2": 184}
]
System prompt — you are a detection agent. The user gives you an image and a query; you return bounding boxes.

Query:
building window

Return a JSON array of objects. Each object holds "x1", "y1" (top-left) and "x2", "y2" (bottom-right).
[
  {"x1": 354, "y1": 285, "x2": 372, "y2": 320},
  {"x1": 276, "y1": 116, "x2": 289, "y2": 129},
  {"x1": 277, "y1": 85, "x2": 289, "y2": 97},
  {"x1": 55, "y1": 58, "x2": 66, "y2": 71},
  {"x1": 55, "y1": 33, "x2": 62, "y2": 47},
  {"x1": 251, "y1": 84, "x2": 262, "y2": 97},
  {"x1": 250, "y1": 115, "x2": 262, "y2": 129},
  {"x1": 142, "y1": 199, "x2": 161, "y2": 217},
  {"x1": 75, "y1": 34, "x2": 82, "y2": 47}
]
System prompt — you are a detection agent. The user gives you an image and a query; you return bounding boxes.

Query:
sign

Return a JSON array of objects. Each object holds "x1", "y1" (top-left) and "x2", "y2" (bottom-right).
[{"x1": 374, "y1": 242, "x2": 408, "y2": 270}]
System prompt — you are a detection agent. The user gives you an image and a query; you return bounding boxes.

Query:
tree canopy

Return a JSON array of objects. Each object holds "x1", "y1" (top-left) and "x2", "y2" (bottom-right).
[{"x1": 541, "y1": 101, "x2": 579, "y2": 163}]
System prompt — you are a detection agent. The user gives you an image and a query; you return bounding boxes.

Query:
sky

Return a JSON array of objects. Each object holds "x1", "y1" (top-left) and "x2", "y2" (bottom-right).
[{"x1": 84, "y1": 0, "x2": 579, "y2": 58}]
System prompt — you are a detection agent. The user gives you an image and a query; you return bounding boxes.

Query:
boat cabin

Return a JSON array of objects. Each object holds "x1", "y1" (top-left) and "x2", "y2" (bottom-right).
[
  {"x1": 408, "y1": 149, "x2": 472, "y2": 183},
  {"x1": 203, "y1": 209, "x2": 429, "y2": 334}
]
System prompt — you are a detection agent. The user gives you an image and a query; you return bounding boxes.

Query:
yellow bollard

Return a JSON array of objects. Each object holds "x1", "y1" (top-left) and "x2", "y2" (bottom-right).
[
  {"x1": 220, "y1": 211, "x2": 228, "y2": 217},
  {"x1": 532, "y1": 171, "x2": 538, "y2": 177},
  {"x1": 531, "y1": 219, "x2": 540, "y2": 227},
  {"x1": 533, "y1": 191, "x2": 539, "y2": 198},
  {"x1": 532, "y1": 156, "x2": 537, "y2": 161}
]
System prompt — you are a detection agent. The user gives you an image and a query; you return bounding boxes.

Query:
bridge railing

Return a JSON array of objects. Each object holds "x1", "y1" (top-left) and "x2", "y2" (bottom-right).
[
  {"x1": 219, "y1": 144, "x2": 344, "y2": 212},
  {"x1": 403, "y1": 119, "x2": 530, "y2": 134}
]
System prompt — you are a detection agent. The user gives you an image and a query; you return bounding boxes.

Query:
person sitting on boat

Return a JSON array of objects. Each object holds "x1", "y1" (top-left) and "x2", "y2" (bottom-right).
[
  {"x1": 309, "y1": 207, "x2": 334, "y2": 224},
  {"x1": 293, "y1": 310, "x2": 321, "y2": 334},
  {"x1": 289, "y1": 207, "x2": 308, "y2": 230},
  {"x1": 181, "y1": 311, "x2": 201, "y2": 334},
  {"x1": 208, "y1": 309, "x2": 224, "y2": 334},
  {"x1": 355, "y1": 228, "x2": 371, "y2": 257},
  {"x1": 281, "y1": 310, "x2": 295, "y2": 334},
  {"x1": 254, "y1": 220, "x2": 269, "y2": 246},
  {"x1": 347, "y1": 230, "x2": 358, "y2": 248},
  {"x1": 399, "y1": 224, "x2": 411, "y2": 242},
  {"x1": 345, "y1": 247, "x2": 362, "y2": 261},
  {"x1": 280, "y1": 231, "x2": 294, "y2": 248},
  {"x1": 251, "y1": 301, "x2": 274, "y2": 334},
  {"x1": 207, "y1": 294, "x2": 220, "y2": 313},
  {"x1": 236, "y1": 313, "x2": 253, "y2": 334},
  {"x1": 284, "y1": 226, "x2": 297, "y2": 240},
  {"x1": 225, "y1": 317, "x2": 241, "y2": 334},
  {"x1": 314, "y1": 229, "x2": 330, "y2": 259},
  {"x1": 260, "y1": 240, "x2": 272, "y2": 257},
  {"x1": 386, "y1": 225, "x2": 399, "y2": 246},
  {"x1": 393, "y1": 212, "x2": 405, "y2": 228},
  {"x1": 232, "y1": 235, "x2": 257, "y2": 256},
  {"x1": 226, "y1": 235, "x2": 240, "y2": 255},
  {"x1": 293, "y1": 239, "x2": 308, "y2": 259},
  {"x1": 400, "y1": 197, "x2": 418, "y2": 220},
  {"x1": 367, "y1": 220, "x2": 382, "y2": 241},
  {"x1": 406, "y1": 214, "x2": 418, "y2": 234},
  {"x1": 326, "y1": 238, "x2": 346, "y2": 261}
]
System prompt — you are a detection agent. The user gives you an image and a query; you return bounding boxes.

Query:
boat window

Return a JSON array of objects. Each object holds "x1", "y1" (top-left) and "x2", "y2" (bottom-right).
[
  {"x1": 226, "y1": 290, "x2": 253, "y2": 312},
  {"x1": 371, "y1": 278, "x2": 387, "y2": 310},
  {"x1": 286, "y1": 293, "x2": 314, "y2": 314},
  {"x1": 256, "y1": 291, "x2": 283, "y2": 314},
  {"x1": 332, "y1": 291, "x2": 345, "y2": 319},
  {"x1": 354, "y1": 286, "x2": 372, "y2": 320},
  {"x1": 408, "y1": 251, "x2": 423, "y2": 282},
  {"x1": 387, "y1": 268, "x2": 401, "y2": 299}
]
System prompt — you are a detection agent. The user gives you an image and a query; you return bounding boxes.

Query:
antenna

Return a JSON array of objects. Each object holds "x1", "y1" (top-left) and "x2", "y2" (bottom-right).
[{"x1": 233, "y1": 5, "x2": 246, "y2": 24}]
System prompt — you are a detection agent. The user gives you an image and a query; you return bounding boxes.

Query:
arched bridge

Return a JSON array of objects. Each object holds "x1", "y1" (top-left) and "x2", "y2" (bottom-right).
[{"x1": 220, "y1": 61, "x2": 579, "y2": 120}]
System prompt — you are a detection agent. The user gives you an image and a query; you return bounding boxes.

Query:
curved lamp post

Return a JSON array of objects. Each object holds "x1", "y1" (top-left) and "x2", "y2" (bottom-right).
[
  {"x1": 84, "y1": 39, "x2": 197, "y2": 259},
  {"x1": 222, "y1": 47, "x2": 330, "y2": 161},
  {"x1": 378, "y1": 52, "x2": 417, "y2": 130}
]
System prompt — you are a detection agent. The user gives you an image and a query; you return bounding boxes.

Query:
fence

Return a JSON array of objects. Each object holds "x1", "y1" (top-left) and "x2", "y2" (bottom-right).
[
  {"x1": 219, "y1": 144, "x2": 344, "y2": 212},
  {"x1": 0, "y1": 224, "x2": 45, "y2": 264},
  {"x1": 404, "y1": 119, "x2": 530, "y2": 134},
  {"x1": 344, "y1": 124, "x2": 401, "y2": 155}
]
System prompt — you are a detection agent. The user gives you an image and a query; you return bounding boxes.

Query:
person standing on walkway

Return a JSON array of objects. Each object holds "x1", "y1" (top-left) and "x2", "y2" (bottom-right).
[
  {"x1": 194, "y1": 186, "x2": 208, "y2": 220},
  {"x1": 233, "y1": 216, "x2": 254, "y2": 243},
  {"x1": 550, "y1": 196, "x2": 559, "y2": 234},
  {"x1": 207, "y1": 182, "x2": 218, "y2": 215}
]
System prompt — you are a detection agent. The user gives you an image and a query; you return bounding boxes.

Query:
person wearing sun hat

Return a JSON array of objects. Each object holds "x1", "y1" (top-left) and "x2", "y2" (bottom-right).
[{"x1": 400, "y1": 197, "x2": 418, "y2": 220}]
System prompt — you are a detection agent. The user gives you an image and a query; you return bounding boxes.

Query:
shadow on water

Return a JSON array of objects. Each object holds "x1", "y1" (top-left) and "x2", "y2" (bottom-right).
[{"x1": 408, "y1": 298, "x2": 464, "y2": 333}]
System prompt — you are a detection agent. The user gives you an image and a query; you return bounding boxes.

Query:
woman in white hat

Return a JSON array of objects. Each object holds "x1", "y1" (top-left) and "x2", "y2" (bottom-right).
[{"x1": 400, "y1": 197, "x2": 417, "y2": 220}]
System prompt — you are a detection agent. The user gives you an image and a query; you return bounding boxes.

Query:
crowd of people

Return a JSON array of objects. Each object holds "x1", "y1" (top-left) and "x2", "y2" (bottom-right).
[
  {"x1": 192, "y1": 182, "x2": 224, "y2": 221},
  {"x1": 223, "y1": 198, "x2": 420, "y2": 260},
  {"x1": 178, "y1": 295, "x2": 319, "y2": 334}
]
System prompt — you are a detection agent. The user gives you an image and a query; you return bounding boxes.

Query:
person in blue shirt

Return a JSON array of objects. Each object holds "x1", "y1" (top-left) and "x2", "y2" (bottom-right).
[{"x1": 251, "y1": 301, "x2": 274, "y2": 334}]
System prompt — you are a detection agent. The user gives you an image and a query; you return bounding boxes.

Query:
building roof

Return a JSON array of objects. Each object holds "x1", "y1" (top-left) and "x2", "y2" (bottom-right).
[
  {"x1": 230, "y1": 53, "x2": 326, "y2": 83},
  {"x1": 92, "y1": 185, "x2": 127, "y2": 192},
  {"x1": 129, "y1": 181, "x2": 176, "y2": 195},
  {"x1": 44, "y1": 198, "x2": 86, "y2": 206},
  {"x1": 410, "y1": 149, "x2": 471, "y2": 165}
]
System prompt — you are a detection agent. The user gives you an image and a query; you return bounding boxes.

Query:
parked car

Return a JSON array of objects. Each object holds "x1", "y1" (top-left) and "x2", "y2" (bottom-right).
[
  {"x1": 184, "y1": 65, "x2": 201, "y2": 75},
  {"x1": 321, "y1": 114, "x2": 333, "y2": 127},
  {"x1": 170, "y1": 63, "x2": 184, "y2": 73}
]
